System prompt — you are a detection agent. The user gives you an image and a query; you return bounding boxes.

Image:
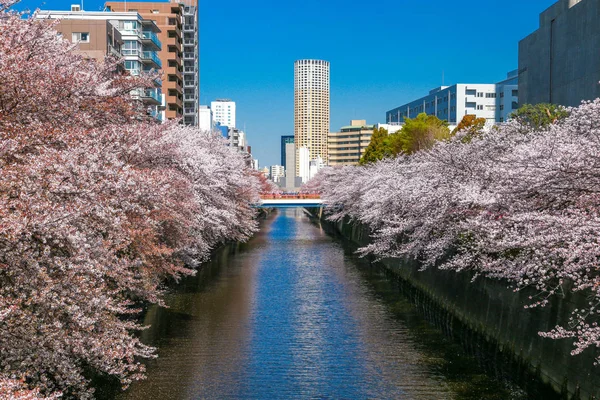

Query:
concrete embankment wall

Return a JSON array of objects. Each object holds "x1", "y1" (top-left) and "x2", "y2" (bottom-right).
[{"x1": 307, "y1": 209, "x2": 600, "y2": 400}]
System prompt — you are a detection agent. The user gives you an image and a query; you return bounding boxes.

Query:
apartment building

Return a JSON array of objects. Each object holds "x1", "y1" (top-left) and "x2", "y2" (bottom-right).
[
  {"x1": 328, "y1": 120, "x2": 374, "y2": 166},
  {"x1": 280, "y1": 135, "x2": 294, "y2": 171},
  {"x1": 37, "y1": 8, "x2": 163, "y2": 121},
  {"x1": 106, "y1": 1, "x2": 199, "y2": 123},
  {"x1": 386, "y1": 71, "x2": 519, "y2": 125}
]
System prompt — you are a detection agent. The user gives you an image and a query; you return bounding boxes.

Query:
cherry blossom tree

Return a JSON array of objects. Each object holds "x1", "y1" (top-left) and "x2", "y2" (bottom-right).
[
  {"x1": 1, "y1": 3, "x2": 262, "y2": 398},
  {"x1": 316, "y1": 100, "x2": 600, "y2": 365}
]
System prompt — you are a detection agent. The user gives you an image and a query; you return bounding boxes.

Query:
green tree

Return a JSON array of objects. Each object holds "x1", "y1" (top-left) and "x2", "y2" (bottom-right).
[
  {"x1": 510, "y1": 103, "x2": 569, "y2": 130},
  {"x1": 388, "y1": 113, "x2": 450, "y2": 155},
  {"x1": 359, "y1": 126, "x2": 392, "y2": 164}
]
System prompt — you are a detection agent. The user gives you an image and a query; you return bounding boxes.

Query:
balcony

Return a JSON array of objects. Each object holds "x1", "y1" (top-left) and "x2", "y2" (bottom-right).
[
  {"x1": 183, "y1": 38, "x2": 195, "y2": 45},
  {"x1": 148, "y1": 107, "x2": 163, "y2": 122},
  {"x1": 184, "y1": 66, "x2": 195, "y2": 73},
  {"x1": 166, "y1": 65, "x2": 182, "y2": 80},
  {"x1": 141, "y1": 88, "x2": 162, "y2": 105},
  {"x1": 184, "y1": 93, "x2": 196, "y2": 101},
  {"x1": 183, "y1": 24, "x2": 195, "y2": 32},
  {"x1": 183, "y1": 53, "x2": 195, "y2": 60},
  {"x1": 184, "y1": 108, "x2": 195, "y2": 115},
  {"x1": 183, "y1": 81, "x2": 196, "y2": 88},
  {"x1": 141, "y1": 31, "x2": 161, "y2": 51},
  {"x1": 140, "y1": 51, "x2": 162, "y2": 69}
]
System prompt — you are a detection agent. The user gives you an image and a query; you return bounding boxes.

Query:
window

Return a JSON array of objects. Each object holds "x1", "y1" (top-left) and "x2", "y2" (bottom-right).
[
  {"x1": 500, "y1": 104, "x2": 504, "y2": 111},
  {"x1": 152, "y1": 9, "x2": 159, "y2": 13},
  {"x1": 512, "y1": 90, "x2": 519, "y2": 97},
  {"x1": 72, "y1": 32, "x2": 89, "y2": 43},
  {"x1": 500, "y1": 92, "x2": 504, "y2": 98},
  {"x1": 122, "y1": 21, "x2": 138, "y2": 33},
  {"x1": 124, "y1": 60, "x2": 141, "y2": 75},
  {"x1": 485, "y1": 93, "x2": 497, "y2": 98},
  {"x1": 477, "y1": 92, "x2": 484, "y2": 98},
  {"x1": 476, "y1": 105, "x2": 483, "y2": 110},
  {"x1": 122, "y1": 40, "x2": 140, "y2": 55}
]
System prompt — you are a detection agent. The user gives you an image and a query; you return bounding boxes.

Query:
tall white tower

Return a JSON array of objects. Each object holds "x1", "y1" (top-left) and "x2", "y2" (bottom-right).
[{"x1": 294, "y1": 59, "x2": 330, "y2": 175}]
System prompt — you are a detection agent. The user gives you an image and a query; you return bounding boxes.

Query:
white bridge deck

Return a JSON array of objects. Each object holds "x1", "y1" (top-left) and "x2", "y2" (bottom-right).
[{"x1": 255, "y1": 198, "x2": 324, "y2": 208}]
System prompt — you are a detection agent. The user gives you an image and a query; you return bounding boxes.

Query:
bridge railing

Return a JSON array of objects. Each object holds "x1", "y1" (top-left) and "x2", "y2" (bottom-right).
[{"x1": 259, "y1": 193, "x2": 321, "y2": 200}]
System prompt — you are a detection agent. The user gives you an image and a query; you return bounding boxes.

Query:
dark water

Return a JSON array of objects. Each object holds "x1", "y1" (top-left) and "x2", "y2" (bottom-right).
[{"x1": 113, "y1": 209, "x2": 538, "y2": 400}]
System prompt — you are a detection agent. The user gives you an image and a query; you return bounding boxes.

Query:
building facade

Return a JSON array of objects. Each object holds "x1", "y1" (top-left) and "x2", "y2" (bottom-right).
[
  {"x1": 280, "y1": 136, "x2": 294, "y2": 170},
  {"x1": 199, "y1": 105, "x2": 213, "y2": 132},
  {"x1": 106, "y1": 0, "x2": 198, "y2": 123},
  {"x1": 328, "y1": 120, "x2": 374, "y2": 166},
  {"x1": 519, "y1": 0, "x2": 600, "y2": 107},
  {"x1": 37, "y1": 9, "x2": 163, "y2": 122},
  {"x1": 181, "y1": 1, "x2": 199, "y2": 126},
  {"x1": 211, "y1": 99, "x2": 236, "y2": 128},
  {"x1": 386, "y1": 72, "x2": 519, "y2": 125},
  {"x1": 270, "y1": 165, "x2": 285, "y2": 183},
  {"x1": 294, "y1": 59, "x2": 330, "y2": 175}
]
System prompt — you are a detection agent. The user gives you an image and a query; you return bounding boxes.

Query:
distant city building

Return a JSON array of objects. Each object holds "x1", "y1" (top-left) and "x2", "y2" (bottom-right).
[
  {"x1": 270, "y1": 165, "x2": 285, "y2": 183},
  {"x1": 211, "y1": 99, "x2": 236, "y2": 128},
  {"x1": 328, "y1": 121, "x2": 403, "y2": 166},
  {"x1": 280, "y1": 136, "x2": 294, "y2": 170},
  {"x1": 309, "y1": 157, "x2": 325, "y2": 180},
  {"x1": 252, "y1": 159, "x2": 259, "y2": 170},
  {"x1": 386, "y1": 71, "x2": 519, "y2": 125},
  {"x1": 519, "y1": 0, "x2": 600, "y2": 106},
  {"x1": 227, "y1": 127, "x2": 247, "y2": 152},
  {"x1": 36, "y1": 8, "x2": 163, "y2": 122},
  {"x1": 328, "y1": 120, "x2": 373, "y2": 166},
  {"x1": 260, "y1": 167, "x2": 269, "y2": 178},
  {"x1": 298, "y1": 147, "x2": 310, "y2": 183},
  {"x1": 282, "y1": 141, "x2": 301, "y2": 190},
  {"x1": 105, "y1": 0, "x2": 198, "y2": 124},
  {"x1": 294, "y1": 59, "x2": 330, "y2": 174},
  {"x1": 199, "y1": 105, "x2": 213, "y2": 132}
]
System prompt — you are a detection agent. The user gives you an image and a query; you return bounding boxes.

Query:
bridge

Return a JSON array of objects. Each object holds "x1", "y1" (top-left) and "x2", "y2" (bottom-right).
[{"x1": 254, "y1": 194, "x2": 324, "y2": 208}]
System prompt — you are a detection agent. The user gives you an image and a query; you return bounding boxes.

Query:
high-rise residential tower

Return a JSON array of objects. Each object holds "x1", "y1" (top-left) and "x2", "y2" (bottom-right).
[
  {"x1": 105, "y1": 0, "x2": 199, "y2": 125},
  {"x1": 294, "y1": 59, "x2": 330, "y2": 175}
]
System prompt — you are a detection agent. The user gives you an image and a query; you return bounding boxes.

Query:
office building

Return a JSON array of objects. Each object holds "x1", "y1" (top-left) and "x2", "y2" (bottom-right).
[
  {"x1": 280, "y1": 136, "x2": 294, "y2": 170},
  {"x1": 211, "y1": 99, "x2": 236, "y2": 128},
  {"x1": 106, "y1": 0, "x2": 198, "y2": 123},
  {"x1": 37, "y1": 8, "x2": 163, "y2": 121},
  {"x1": 199, "y1": 105, "x2": 213, "y2": 132},
  {"x1": 519, "y1": 0, "x2": 600, "y2": 106},
  {"x1": 294, "y1": 59, "x2": 330, "y2": 174},
  {"x1": 270, "y1": 165, "x2": 285, "y2": 183},
  {"x1": 386, "y1": 71, "x2": 519, "y2": 125}
]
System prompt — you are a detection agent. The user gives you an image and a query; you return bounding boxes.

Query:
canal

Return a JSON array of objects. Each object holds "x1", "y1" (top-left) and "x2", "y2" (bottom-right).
[{"x1": 110, "y1": 209, "x2": 556, "y2": 400}]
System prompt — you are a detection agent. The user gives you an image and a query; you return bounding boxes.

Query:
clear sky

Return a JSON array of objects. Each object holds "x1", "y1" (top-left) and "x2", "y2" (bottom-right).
[{"x1": 16, "y1": 0, "x2": 557, "y2": 167}]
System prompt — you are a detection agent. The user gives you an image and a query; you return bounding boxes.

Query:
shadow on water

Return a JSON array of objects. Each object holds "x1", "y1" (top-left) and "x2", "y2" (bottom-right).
[
  {"x1": 96, "y1": 209, "x2": 562, "y2": 400},
  {"x1": 311, "y1": 213, "x2": 563, "y2": 400}
]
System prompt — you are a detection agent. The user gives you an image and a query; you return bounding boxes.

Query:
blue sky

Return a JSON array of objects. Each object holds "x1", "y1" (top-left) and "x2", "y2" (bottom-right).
[{"x1": 16, "y1": 0, "x2": 556, "y2": 167}]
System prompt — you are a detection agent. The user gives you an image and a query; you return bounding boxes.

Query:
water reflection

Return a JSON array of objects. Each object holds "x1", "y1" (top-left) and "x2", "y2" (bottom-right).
[{"x1": 116, "y1": 209, "x2": 534, "y2": 399}]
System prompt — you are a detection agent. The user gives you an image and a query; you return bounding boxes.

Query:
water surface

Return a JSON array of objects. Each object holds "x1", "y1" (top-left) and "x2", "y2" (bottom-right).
[{"x1": 114, "y1": 209, "x2": 535, "y2": 399}]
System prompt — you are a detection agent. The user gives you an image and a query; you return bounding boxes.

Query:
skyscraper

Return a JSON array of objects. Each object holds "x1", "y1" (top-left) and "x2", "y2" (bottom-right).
[{"x1": 294, "y1": 59, "x2": 330, "y2": 175}]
